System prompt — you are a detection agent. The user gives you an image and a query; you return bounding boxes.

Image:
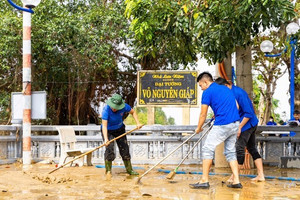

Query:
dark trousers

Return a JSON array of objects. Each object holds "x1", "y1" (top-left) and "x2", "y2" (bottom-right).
[
  {"x1": 236, "y1": 125, "x2": 261, "y2": 165},
  {"x1": 103, "y1": 125, "x2": 131, "y2": 161}
]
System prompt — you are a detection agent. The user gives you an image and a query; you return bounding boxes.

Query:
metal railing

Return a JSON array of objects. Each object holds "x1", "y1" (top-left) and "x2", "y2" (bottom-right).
[{"x1": 0, "y1": 124, "x2": 299, "y2": 166}]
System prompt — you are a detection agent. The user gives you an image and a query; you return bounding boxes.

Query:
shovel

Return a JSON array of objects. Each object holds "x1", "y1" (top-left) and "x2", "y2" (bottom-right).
[
  {"x1": 166, "y1": 121, "x2": 214, "y2": 180},
  {"x1": 48, "y1": 125, "x2": 143, "y2": 174}
]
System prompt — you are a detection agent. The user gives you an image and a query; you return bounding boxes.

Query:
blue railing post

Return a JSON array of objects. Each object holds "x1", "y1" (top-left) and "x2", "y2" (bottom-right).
[{"x1": 290, "y1": 38, "x2": 296, "y2": 120}]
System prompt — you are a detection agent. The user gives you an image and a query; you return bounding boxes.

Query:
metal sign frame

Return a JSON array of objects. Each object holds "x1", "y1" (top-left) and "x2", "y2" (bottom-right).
[
  {"x1": 11, "y1": 91, "x2": 47, "y2": 120},
  {"x1": 137, "y1": 70, "x2": 199, "y2": 107}
]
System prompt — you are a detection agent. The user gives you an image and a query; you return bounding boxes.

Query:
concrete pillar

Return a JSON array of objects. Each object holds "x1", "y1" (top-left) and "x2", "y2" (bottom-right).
[
  {"x1": 147, "y1": 106, "x2": 155, "y2": 125},
  {"x1": 212, "y1": 69, "x2": 229, "y2": 167},
  {"x1": 22, "y1": 10, "x2": 32, "y2": 165},
  {"x1": 182, "y1": 107, "x2": 190, "y2": 136},
  {"x1": 215, "y1": 143, "x2": 229, "y2": 168},
  {"x1": 182, "y1": 107, "x2": 190, "y2": 125}
]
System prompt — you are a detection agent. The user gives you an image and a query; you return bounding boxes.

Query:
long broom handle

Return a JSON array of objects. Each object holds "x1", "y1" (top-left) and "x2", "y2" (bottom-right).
[
  {"x1": 138, "y1": 120, "x2": 213, "y2": 180},
  {"x1": 48, "y1": 125, "x2": 143, "y2": 174},
  {"x1": 174, "y1": 122, "x2": 214, "y2": 171}
]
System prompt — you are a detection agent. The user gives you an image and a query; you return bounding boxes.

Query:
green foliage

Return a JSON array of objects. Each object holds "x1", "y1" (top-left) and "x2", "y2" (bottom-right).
[
  {"x1": 0, "y1": 0, "x2": 297, "y2": 125},
  {"x1": 0, "y1": 0, "x2": 136, "y2": 125},
  {"x1": 253, "y1": 75, "x2": 282, "y2": 124},
  {"x1": 125, "y1": 0, "x2": 199, "y2": 69},
  {"x1": 272, "y1": 98, "x2": 279, "y2": 110},
  {"x1": 124, "y1": 107, "x2": 148, "y2": 125},
  {"x1": 125, "y1": 0, "x2": 295, "y2": 64},
  {"x1": 0, "y1": 1, "x2": 23, "y2": 122},
  {"x1": 124, "y1": 107, "x2": 175, "y2": 125},
  {"x1": 167, "y1": 117, "x2": 175, "y2": 125},
  {"x1": 272, "y1": 98, "x2": 281, "y2": 123},
  {"x1": 155, "y1": 107, "x2": 170, "y2": 125},
  {"x1": 197, "y1": 0, "x2": 295, "y2": 63},
  {"x1": 296, "y1": 74, "x2": 300, "y2": 85},
  {"x1": 207, "y1": 112, "x2": 214, "y2": 119},
  {"x1": 252, "y1": 79, "x2": 260, "y2": 111},
  {"x1": 294, "y1": 2, "x2": 300, "y2": 59},
  {"x1": 252, "y1": 1, "x2": 300, "y2": 121}
]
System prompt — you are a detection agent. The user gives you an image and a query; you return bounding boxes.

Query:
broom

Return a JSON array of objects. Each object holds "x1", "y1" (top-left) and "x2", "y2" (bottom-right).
[
  {"x1": 135, "y1": 119, "x2": 213, "y2": 184},
  {"x1": 48, "y1": 125, "x2": 143, "y2": 174},
  {"x1": 135, "y1": 130, "x2": 197, "y2": 184},
  {"x1": 166, "y1": 121, "x2": 214, "y2": 179}
]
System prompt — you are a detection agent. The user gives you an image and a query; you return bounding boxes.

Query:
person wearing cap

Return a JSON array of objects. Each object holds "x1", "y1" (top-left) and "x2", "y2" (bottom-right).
[{"x1": 101, "y1": 94, "x2": 142, "y2": 176}]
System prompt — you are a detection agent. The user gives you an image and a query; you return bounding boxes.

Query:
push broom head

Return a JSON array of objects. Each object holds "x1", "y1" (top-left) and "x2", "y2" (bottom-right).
[
  {"x1": 135, "y1": 176, "x2": 142, "y2": 185},
  {"x1": 166, "y1": 171, "x2": 176, "y2": 180}
]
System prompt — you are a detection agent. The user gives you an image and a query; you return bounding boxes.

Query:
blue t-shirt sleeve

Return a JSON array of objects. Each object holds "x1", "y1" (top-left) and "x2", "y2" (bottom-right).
[
  {"x1": 238, "y1": 90, "x2": 253, "y2": 119},
  {"x1": 201, "y1": 90, "x2": 211, "y2": 105},
  {"x1": 124, "y1": 103, "x2": 132, "y2": 113},
  {"x1": 267, "y1": 121, "x2": 276, "y2": 125},
  {"x1": 102, "y1": 105, "x2": 109, "y2": 120}
]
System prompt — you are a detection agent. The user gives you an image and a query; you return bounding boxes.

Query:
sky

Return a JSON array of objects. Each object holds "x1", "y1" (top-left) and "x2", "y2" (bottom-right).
[{"x1": 162, "y1": 58, "x2": 292, "y2": 125}]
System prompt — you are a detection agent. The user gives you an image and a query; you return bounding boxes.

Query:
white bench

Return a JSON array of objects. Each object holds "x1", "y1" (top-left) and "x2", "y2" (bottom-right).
[{"x1": 57, "y1": 126, "x2": 93, "y2": 167}]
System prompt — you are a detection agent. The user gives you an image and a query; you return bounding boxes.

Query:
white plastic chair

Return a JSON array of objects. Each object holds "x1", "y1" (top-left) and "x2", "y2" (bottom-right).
[{"x1": 57, "y1": 126, "x2": 93, "y2": 167}]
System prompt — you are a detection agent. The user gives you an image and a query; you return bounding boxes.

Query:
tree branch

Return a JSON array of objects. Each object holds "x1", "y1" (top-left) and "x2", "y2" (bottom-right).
[
  {"x1": 112, "y1": 49, "x2": 137, "y2": 63},
  {"x1": 256, "y1": 65, "x2": 268, "y2": 81},
  {"x1": 259, "y1": 87, "x2": 266, "y2": 98}
]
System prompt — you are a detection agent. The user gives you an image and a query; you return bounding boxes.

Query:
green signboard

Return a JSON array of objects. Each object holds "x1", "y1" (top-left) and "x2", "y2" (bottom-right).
[{"x1": 137, "y1": 71, "x2": 198, "y2": 106}]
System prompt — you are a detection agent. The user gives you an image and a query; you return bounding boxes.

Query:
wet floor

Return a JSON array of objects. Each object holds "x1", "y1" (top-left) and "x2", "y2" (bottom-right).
[{"x1": 0, "y1": 163, "x2": 299, "y2": 200}]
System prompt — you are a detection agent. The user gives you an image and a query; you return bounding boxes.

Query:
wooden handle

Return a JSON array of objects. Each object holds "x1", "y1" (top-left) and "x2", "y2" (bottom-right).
[{"x1": 48, "y1": 125, "x2": 143, "y2": 174}]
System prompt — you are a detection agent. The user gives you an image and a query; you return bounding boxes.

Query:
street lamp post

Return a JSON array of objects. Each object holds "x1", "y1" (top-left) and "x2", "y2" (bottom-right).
[
  {"x1": 7, "y1": 0, "x2": 41, "y2": 165},
  {"x1": 260, "y1": 22, "x2": 299, "y2": 120}
]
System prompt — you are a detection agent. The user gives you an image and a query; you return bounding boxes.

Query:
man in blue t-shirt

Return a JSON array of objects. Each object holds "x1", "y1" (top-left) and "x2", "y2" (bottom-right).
[
  {"x1": 266, "y1": 116, "x2": 277, "y2": 126},
  {"x1": 288, "y1": 110, "x2": 300, "y2": 137},
  {"x1": 189, "y1": 72, "x2": 242, "y2": 189},
  {"x1": 266, "y1": 116, "x2": 277, "y2": 136},
  {"x1": 101, "y1": 94, "x2": 142, "y2": 177},
  {"x1": 215, "y1": 77, "x2": 265, "y2": 182}
]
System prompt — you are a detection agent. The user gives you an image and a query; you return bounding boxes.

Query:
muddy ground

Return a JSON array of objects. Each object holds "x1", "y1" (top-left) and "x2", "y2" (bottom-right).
[{"x1": 0, "y1": 163, "x2": 300, "y2": 200}]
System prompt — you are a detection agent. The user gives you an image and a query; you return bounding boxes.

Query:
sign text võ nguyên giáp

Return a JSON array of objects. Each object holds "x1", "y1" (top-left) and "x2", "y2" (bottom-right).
[{"x1": 137, "y1": 71, "x2": 198, "y2": 106}]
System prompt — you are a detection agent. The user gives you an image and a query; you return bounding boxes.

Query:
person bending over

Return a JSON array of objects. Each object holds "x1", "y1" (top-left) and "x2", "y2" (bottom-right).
[
  {"x1": 215, "y1": 77, "x2": 265, "y2": 182},
  {"x1": 102, "y1": 94, "x2": 142, "y2": 176}
]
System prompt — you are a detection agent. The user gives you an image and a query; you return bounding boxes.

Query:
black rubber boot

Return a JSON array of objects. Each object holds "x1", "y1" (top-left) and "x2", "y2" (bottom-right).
[
  {"x1": 123, "y1": 160, "x2": 139, "y2": 175},
  {"x1": 105, "y1": 160, "x2": 112, "y2": 174}
]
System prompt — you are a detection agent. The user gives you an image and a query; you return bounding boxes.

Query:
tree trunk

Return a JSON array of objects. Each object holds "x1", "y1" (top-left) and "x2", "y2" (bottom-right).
[
  {"x1": 263, "y1": 82, "x2": 273, "y2": 124},
  {"x1": 236, "y1": 46, "x2": 253, "y2": 100},
  {"x1": 224, "y1": 53, "x2": 232, "y2": 83},
  {"x1": 257, "y1": 85, "x2": 265, "y2": 125}
]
